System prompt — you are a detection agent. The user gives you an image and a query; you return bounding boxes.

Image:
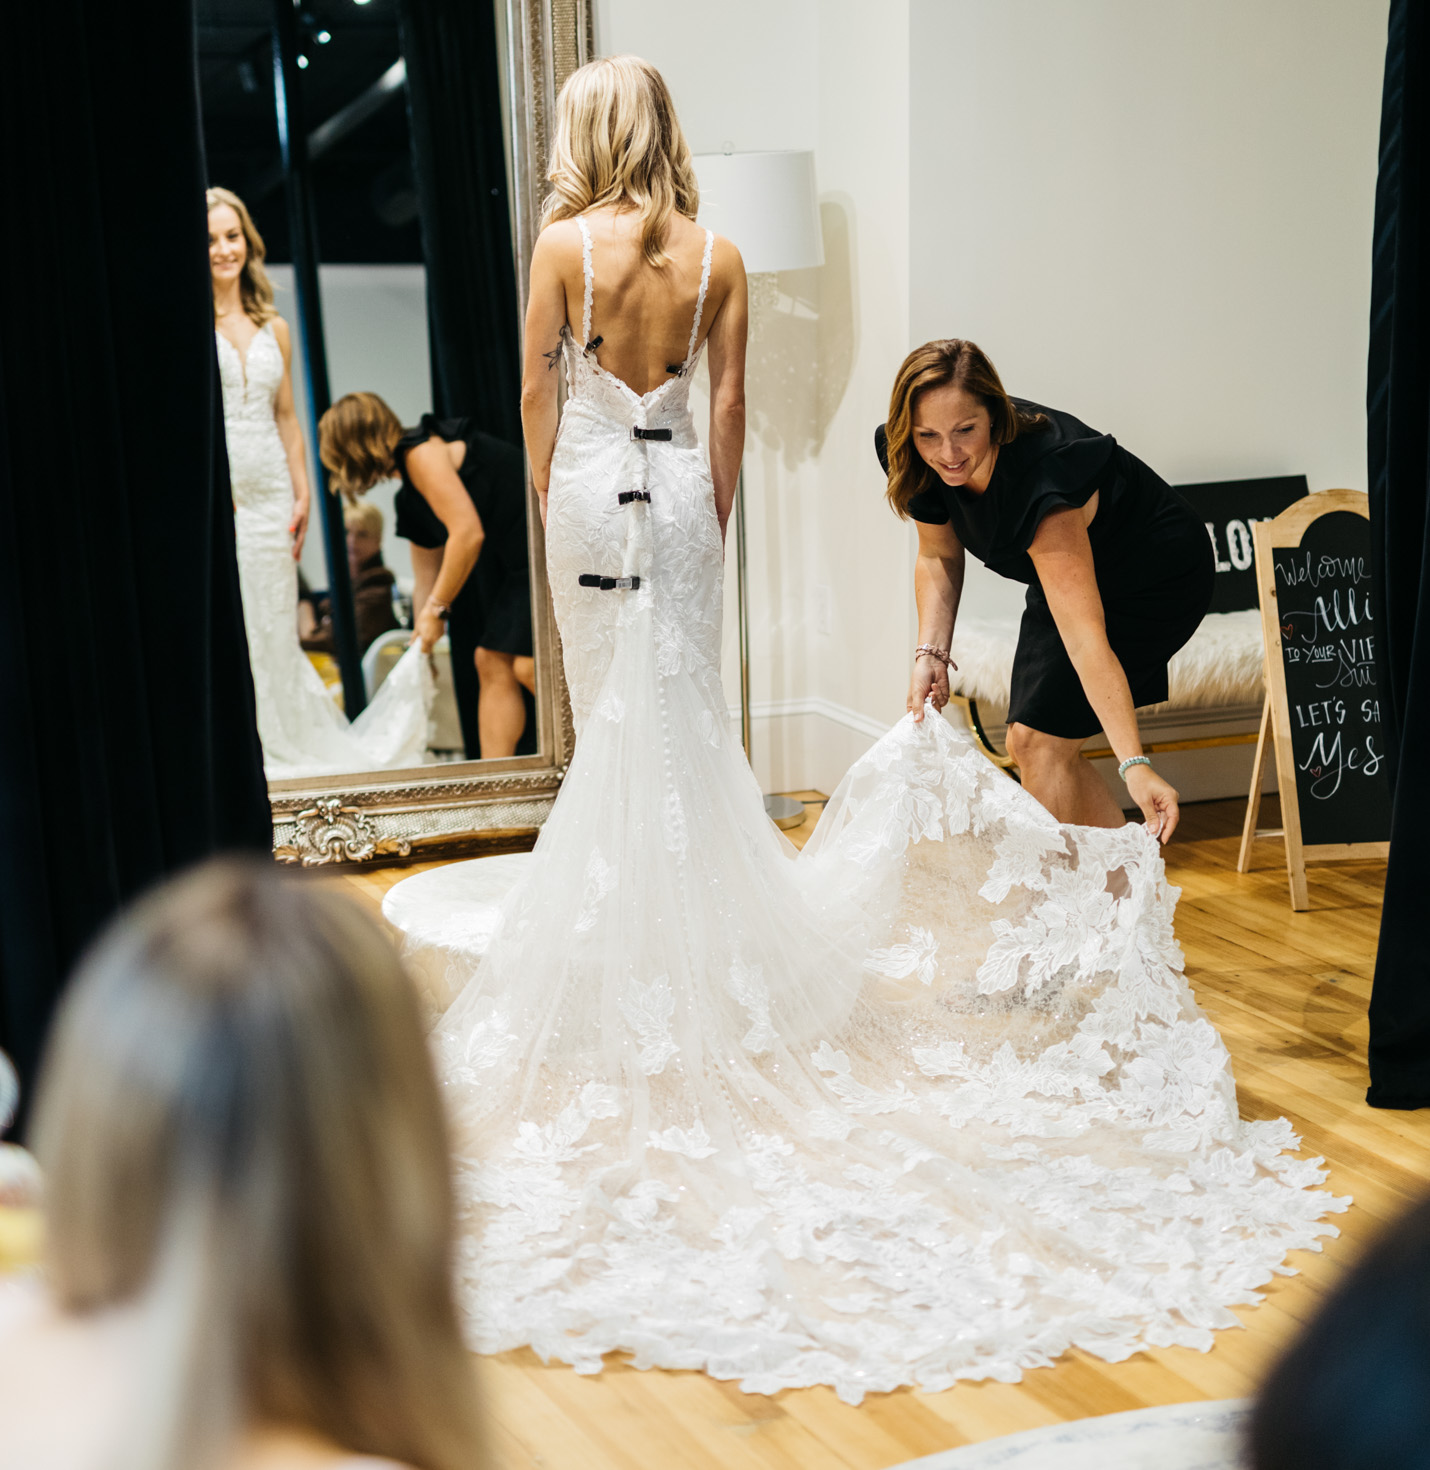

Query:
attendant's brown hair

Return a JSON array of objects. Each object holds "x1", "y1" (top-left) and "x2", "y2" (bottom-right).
[
  {"x1": 883, "y1": 339, "x2": 1046, "y2": 519},
  {"x1": 33, "y1": 858, "x2": 484, "y2": 1470},
  {"x1": 319, "y1": 391, "x2": 405, "y2": 499}
]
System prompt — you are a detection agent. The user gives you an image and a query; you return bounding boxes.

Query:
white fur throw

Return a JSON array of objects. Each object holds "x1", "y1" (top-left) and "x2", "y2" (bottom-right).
[{"x1": 950, "y1": 609, "x2": 1266, "y2": 714}]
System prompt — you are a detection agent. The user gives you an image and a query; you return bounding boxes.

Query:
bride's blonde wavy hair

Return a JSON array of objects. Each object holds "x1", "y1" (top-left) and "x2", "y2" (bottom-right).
[
  {"x1": 205, "y1": 186, "x2": 278, "y2": 325},
  {"x1": 541, "y1": 55, "x2": 699, "y2": 268}
]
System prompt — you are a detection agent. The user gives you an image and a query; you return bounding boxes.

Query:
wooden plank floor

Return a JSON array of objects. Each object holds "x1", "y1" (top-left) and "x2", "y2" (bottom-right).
[{"x1": 328, "y1": 792, "x2": 1429, "y2": 1470}]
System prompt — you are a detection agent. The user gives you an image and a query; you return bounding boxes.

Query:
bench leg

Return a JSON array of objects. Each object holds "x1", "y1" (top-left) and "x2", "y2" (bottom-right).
[{"x1": 948, "y1": 695, "x2": 1019, "y2": 775}]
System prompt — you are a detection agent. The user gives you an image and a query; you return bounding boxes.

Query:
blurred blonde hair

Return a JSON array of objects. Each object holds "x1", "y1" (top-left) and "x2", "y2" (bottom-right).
[
  {"x1": 541, "y1": 55, "x2": 699, "y2": 267},
  {"x1": 205, "y1": 186, "x2": 278, "y2": 326},
  {"x1": 33, "y1": 858, "x2": 483, "y2": 1470},
  {"x1": 320, "y1": 391, "x2": 405, "y2": 499},
  {"x1": 344, "y1": 497, "x2": 385, "y2": 539}
]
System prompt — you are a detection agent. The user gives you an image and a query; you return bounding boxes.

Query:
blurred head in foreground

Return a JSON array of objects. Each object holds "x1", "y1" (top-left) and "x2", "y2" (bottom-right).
[
  {"x1": 22, "y1": 857, "x2": 481, "y2": 1470},
  {"x1": 1251, "y1": 1191, "x2": 1430, "y2": 1470}
]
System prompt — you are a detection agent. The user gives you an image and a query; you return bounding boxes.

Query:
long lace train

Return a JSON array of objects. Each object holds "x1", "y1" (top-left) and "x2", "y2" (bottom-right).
[{"x1": 382, "y1": 217, "x2": 1345, "y2": 1401}]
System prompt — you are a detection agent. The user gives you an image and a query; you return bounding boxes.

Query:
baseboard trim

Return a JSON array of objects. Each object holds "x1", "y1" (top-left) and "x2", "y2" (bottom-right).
[{"x1": 726, "y1": 695, "x2": 891, "y2": 742}]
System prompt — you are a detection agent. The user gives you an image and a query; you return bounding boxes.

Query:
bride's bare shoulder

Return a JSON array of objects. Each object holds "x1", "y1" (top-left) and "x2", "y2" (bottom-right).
[
  {"x1": 533, "y1": 217, "x2": 584, "y2": 259},
  {"x1": 707, "y1": 232, "x2": 744, "y2": 277}
]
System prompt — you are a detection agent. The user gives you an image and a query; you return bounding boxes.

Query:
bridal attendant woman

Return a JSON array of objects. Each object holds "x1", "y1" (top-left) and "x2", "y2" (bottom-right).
[
  {"x1": 877, "y1": 339, "x2": 1214, "y2": 842},
  {"x1": 208, "y1": 189, "x2": 431, "y2": 779},
  {"x1": 318, "y1": 393, "x2": 535, "y2": 760}
]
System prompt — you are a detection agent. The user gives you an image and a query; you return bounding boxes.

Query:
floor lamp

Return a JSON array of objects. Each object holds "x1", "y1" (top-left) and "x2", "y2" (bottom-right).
[{"x1": 692, "y1": 150, "x2": 824, "y2": 829}]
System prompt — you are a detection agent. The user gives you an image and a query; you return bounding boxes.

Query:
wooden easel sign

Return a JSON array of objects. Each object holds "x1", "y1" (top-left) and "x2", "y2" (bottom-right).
[{"x1": 1239, "y1": 488, "x2": 1391, "y2": 909}]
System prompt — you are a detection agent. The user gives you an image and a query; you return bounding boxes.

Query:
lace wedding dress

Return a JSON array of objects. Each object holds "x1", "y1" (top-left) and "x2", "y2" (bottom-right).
[
  {"x1": 383, "y1": 221, "x2": 1345, "y2": 1403},
  {"x1": 218, "y1": 322, "x2": 432, "y2": 781}
]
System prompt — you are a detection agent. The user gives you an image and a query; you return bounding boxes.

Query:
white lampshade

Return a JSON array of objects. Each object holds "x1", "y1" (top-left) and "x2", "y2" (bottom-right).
[{"x1": 692, "y1": 150, "x2": 824, "y2": 274}]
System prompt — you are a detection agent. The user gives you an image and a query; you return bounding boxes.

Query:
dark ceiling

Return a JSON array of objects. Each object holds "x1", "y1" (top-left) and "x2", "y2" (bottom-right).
[{"x1": 198, "y1": 0, "x2": 421, "y2": 263}]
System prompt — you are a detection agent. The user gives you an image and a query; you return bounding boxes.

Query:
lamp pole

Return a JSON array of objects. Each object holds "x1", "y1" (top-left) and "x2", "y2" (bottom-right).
[
  {"x1": 692, "y1": 150, "x2": 825, "y2": 832},
  {"x1": 734, "y1": 451, "x2": 805, "y2": 831}
]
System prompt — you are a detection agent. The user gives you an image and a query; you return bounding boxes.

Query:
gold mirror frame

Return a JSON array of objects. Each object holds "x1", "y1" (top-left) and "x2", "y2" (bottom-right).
[{"x1": 271, "y1": 0, "x2": 595, "y2": 867}]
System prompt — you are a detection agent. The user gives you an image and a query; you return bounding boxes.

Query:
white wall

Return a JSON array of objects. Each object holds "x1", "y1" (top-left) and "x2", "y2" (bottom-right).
[
  {"x1": 910, "y1": 0, "x2": 1389, "y2": 626},
  {"x1": 590, "y1": 2, "x2": 1388, "y2": 798},
  {"x1": 596, "y1": 1, "x2": 819, "y2": 155},
  {"x1": 267, "y1": 263, "x2": 432, "y2": 593}
]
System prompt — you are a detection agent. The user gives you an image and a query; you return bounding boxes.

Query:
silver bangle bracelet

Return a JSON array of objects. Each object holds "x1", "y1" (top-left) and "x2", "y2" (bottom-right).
[{"x1": 1118, "y1": 755, "x2": 1151, "y2": 782}]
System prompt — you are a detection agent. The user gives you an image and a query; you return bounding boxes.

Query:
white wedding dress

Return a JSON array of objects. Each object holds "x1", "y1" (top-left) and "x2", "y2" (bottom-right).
[
  {"x1": 218, "y1": 322, "x2": 433, "y2": 781},
  {"x1": 384, "y1": 221, "x2": 1345, "y2": 1403}
]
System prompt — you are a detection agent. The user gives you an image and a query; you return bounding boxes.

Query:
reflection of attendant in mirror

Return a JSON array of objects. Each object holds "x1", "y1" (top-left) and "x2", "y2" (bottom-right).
[
  {"x1": 208, "y1": 189, "x2": 433, "y2": 780},
  {"x1": 319, "y1": 393, "x2": 534, "y2": 760}
]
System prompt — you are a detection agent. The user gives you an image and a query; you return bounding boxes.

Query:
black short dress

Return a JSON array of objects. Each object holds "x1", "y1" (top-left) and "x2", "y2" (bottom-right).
[
  {"x1": 876, "y1": 399, "x2": 1214, "y2": 740},
  {"x1": 393, "y1": 415, "x2": 533, "y2": 660}
]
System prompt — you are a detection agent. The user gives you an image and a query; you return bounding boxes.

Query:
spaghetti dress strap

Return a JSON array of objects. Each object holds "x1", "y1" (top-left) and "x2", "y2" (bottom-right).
[
  {"x1": 575, "y1": 215, "x2": 595, "y2": 347},
  {"x1": 681, "y1": 228, "x2": 716, "y2": 370}
]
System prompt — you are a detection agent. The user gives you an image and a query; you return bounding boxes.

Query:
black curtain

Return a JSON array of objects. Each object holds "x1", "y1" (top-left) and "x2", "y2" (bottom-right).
[
  {"x1": 0, "y1": 0, "x2": 271, "y2": 1112},
  {"x1": 400, "y1": 0, "x2": 523, "y2": 440},
  {"x1": 1367, "y1": 0, "x2": 1430, "y2": 1109},
  {"x1": 400, "y1": 0, "x2": 529, "y2": 759}
]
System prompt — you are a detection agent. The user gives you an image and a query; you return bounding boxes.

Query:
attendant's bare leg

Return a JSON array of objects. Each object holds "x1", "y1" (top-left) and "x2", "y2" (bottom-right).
[
  {"x1": 408, "y1": 544, "x2": 443, "y2": 622},
  {"x1": 475, "y1": 646, "x2": 528, "y2": 757},
  {"x1": 1006, "y1": 722, "x2": 1127, "y2": 827},
  {"x1": 514, "y1": 655, "x2": 536, "y2": 695}
]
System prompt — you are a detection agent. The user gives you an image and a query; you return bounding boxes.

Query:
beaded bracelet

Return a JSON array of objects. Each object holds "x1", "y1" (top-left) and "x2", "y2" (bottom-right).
[{"x1": 1118, "y1": 755, "x2": 1151, "y2": 782}]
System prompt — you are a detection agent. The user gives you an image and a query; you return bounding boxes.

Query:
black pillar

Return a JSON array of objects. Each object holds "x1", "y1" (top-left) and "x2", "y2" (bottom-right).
[
  {"x1": 1367, "y1": 0, "x2": 1430, "y2": 1109},
  {"x1": 271, "y1": 0, "x2": 366, "y2": 716}
]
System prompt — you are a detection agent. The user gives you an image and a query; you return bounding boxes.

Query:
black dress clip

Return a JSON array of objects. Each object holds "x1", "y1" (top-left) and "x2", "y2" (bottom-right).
[{"x1": 578, "y1": 574, "x2": 642, "y2": 591}]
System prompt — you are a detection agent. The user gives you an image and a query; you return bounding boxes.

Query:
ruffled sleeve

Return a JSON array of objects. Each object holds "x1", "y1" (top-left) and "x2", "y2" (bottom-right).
[
  {"x1": 393, "y1": 415, "x2": 470, "y2": 550},
  {"x1": 999, "y1": 422, "x2": 1118, "y2": 557},
  {"x1": 393, "y1": 412, "x2": 460, "y2": 471}
]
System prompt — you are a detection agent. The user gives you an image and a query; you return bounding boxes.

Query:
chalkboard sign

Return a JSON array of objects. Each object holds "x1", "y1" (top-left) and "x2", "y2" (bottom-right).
[
  {"x1": 1176, "y1": 475, "x2": 1308, "y2": 613},
  {"x1": 1238, "y1": 490, "x2": 1391, "y2": 909}
]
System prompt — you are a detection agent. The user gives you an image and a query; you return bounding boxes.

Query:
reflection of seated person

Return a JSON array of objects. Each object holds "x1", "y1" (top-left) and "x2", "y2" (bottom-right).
[
  {"x1": 318, "y1": 392, "x2": 534, "y2": 760},
  {"x1": 1, "y1": 1048, "x2": 40, "y2": 1217},
  {"x1": 297, "y1": 499, "x2": 401, "y2": 656}
]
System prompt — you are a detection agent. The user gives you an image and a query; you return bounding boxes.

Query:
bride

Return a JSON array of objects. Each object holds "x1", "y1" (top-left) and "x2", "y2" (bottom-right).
[
  {"x1": 385, "y1": 55, "x2": 1345, "y2": 1402},
  {"x1": 207, "y1": 187, "x2": 432, "y2": 781}
]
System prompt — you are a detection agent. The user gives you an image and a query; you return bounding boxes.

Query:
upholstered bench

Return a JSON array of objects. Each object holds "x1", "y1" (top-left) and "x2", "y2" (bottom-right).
[{"x1": 948, "y1": 609, "x2": 1267, "y2": 775}]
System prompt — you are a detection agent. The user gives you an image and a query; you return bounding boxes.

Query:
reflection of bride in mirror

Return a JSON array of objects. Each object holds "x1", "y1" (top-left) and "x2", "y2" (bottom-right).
[
  {"x1": 207, "y1": 187, "x2": 432, "y2": 781},
  {"x1": 319, "y1": 394, "x2": 534, "y2": 760}
]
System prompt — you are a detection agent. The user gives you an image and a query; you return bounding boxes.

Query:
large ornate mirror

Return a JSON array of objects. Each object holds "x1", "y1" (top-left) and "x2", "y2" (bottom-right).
[{"x1": 196, "y1": 0, "x2": 593, "y2": 865}]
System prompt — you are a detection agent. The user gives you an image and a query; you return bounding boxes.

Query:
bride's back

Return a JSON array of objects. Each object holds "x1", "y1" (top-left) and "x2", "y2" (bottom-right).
[{"x1": 560, "y1": 208, "x2": 725, "y2": 398}]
